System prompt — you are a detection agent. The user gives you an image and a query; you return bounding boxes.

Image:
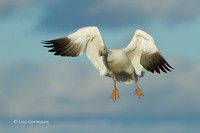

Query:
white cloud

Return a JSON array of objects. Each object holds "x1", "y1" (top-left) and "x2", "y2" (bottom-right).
[
  {"x1": 0, "y1": 0, "x2": 31, "y2": 7},
  {"x1": 0, "y1": 0, "x2": 33, "y2": 15},
  {"x1": 39, "y1": 0, "x2": 200, "y2": 31},
  {"x1": 1, "y1": 121, "x2": 200, "y2": 133},
  {"x1": 0, "y1": 57, "x2": 200, "y2": 120},
  {"x1": 91, "y1": 0, "x2": 200, "y2": 19}
]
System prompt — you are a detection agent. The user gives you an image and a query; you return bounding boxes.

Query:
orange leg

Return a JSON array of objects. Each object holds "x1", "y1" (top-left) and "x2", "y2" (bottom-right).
[
  {"x1": 110, "y1": 76, "x2": 120, "y2": 102},
  {"x1": 132, "y1": 76, "x2": 144, "y2": 99}
]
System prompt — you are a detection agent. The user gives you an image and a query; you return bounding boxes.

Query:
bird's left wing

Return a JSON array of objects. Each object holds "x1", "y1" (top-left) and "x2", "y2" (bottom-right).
[
  {"x1": 42, "y1": 27, "x2": 107, "y2": 76},
  {"x1": 124, "y1": 29, "x2": 173, "y2": 76}
]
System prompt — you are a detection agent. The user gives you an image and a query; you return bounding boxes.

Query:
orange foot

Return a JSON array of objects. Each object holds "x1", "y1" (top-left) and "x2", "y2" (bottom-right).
[
  {"x1": 135, "y1": 86, "x2": 144, "y2": 99},
  {"x1": 110, "y1": 88, "x2": 120, "y2": 102}
]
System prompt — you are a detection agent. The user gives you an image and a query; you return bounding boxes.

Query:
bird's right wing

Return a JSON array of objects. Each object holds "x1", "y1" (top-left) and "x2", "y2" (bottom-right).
[
  {"x1": 42, "y1": 27, "x2": 107, "y2": 76},
  {"x1": 124, "y1": 29, "x2": 173, "y2": 76}
]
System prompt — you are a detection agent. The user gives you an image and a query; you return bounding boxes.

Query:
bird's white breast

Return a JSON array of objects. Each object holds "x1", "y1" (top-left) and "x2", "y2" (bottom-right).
[{"x1": 106, "y1": 50, "x2": 134, "y2": 74}]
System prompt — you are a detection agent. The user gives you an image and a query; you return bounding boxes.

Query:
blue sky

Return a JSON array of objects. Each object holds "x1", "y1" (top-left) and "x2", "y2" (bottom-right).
[{"x1": 0, "y1": 0, "x2": 200, "y2": 133}]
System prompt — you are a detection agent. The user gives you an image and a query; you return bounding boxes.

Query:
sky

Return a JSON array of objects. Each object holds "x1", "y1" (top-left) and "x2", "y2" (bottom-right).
[{"x1": 0, "y1": 0, "x2": 200, "y2": 133}]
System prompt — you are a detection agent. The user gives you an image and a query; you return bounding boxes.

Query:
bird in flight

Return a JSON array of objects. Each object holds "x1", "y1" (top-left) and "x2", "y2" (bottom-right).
[{"x1": 42, "y1": 26, "x2": 173, "y2": 102}]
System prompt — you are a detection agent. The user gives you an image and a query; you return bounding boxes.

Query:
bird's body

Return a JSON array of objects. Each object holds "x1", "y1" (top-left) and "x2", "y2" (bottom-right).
[
  {"x1": 103, "y1": 49, "x2": 134, "y2": 82},
  {"x1": 42, "y1": 26, "x2": 173, "y2": 102}
]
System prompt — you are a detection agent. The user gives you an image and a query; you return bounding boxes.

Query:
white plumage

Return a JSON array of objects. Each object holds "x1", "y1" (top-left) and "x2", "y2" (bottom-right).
[
  {"x1": 65, "y1": 27, "x2": 107, "y2": 76},
  {"x1": 43, "y1": 26, "x2": 173, "y2": 102}
]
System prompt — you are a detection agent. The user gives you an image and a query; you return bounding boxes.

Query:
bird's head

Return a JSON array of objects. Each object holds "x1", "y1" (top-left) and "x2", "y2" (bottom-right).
[{"x1": 99, "y1": 46, "x2": 108, "y2": 57}]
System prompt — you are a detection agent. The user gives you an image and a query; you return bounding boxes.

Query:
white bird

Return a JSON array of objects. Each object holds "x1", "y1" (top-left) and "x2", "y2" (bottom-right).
[{"x1": 42, "y1": 26, "x2": 173, "y2": 102}]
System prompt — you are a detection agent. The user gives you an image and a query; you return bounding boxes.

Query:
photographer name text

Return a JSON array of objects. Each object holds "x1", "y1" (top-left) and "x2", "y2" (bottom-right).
[{"x1": 13, "y1": 119, "x2": 50, "y2": 125}]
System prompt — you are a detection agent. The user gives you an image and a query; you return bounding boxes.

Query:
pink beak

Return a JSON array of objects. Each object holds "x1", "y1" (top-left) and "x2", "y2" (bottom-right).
[{"x1": 99, "y1": 50, "x2": 103, "y2": 57}]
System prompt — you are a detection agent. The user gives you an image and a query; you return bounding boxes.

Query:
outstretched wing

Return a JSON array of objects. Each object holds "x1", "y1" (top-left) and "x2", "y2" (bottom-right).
[
  {"x1": 124, "y1": 29, "x2": 173, "y2": 76},
  {"x1": 42, "y1": 26, "x2": 107, "y2": 76}
]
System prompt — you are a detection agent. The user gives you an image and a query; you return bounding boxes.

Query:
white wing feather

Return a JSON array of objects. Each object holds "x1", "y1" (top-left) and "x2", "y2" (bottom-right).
[
  {"x1": 44, "y1": 27, "x2": 107, "y2": 76},
  {"x1": 124, "y1": 29, "x2": 159, "y2": 76},
  {"x1": 68, "y1": 27, "x2": 107, "y2": 76}
]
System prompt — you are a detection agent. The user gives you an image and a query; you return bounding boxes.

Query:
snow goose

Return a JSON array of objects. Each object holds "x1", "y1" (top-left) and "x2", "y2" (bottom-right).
[{"x1": 42, "y1": 26, "x2": 173, "y2": 102}]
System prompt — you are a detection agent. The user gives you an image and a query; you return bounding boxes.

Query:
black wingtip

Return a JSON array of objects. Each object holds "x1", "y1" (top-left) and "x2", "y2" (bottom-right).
[
  {"x1": 164, "y1": 62, "x2": 174, "y2": 72},
  {"x1": 41, "y1": 40, "x2": 53, "y2": 44},
  {"x1": 165, "y1": 62, "x2": 174, "y2": 70},
  {"x1": 41, "y1": 40, "x2": 54, "y2": 48}
]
